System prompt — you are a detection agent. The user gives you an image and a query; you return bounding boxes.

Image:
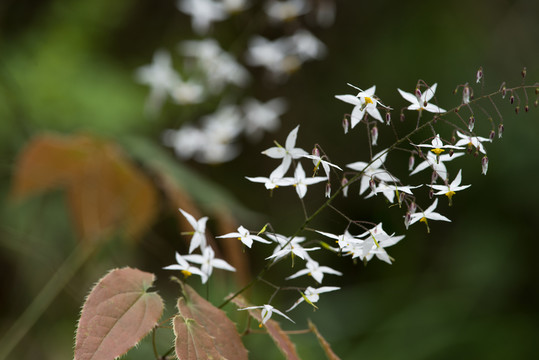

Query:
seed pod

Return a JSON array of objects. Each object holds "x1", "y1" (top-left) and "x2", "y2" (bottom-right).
[
  {"x1": 510, "y1": 95, "x2": 514, "y2": 104},
  {"x1": 400, "y1": 112, "x2": 405, "y2": 122},
  {"x1": 525, "y1": 105, "x2": 529, "y2": 112}
]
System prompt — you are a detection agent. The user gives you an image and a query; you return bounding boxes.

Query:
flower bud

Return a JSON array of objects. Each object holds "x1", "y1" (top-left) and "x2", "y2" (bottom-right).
[
  {"x1": 342, "y1": 116, "x2": 349, "y2": 134},
  {"x1": 521, "y1": 67, "x2": 527, "y2": 78},
  {"x1": 428, "y1": 188, "x2": 434, "y2": 199},
  {"x1": 515, "y1": 105, "x2": 520, "y2": 114},
  {"x1": 415, "y1": 88, "x2": 422, "y2": 101},
  {"x1": 462, "y1": 85, "x2": 470, "y2": 104},
  {"x1": 369, "y1": 177, "x2": 376, "y2": 194},
  {"x1": 400, "y1": 112, "x2": 405, "y2": 122},
  {"x1": 431, "y1": 171, "x2": 438, "y2": 183},
  {"x1": 468, "y1": 116, "x2": 475, "y2": 131},
  {"x1": 451, "y1": 135, "x2": 456, "y2": 144},
  {"x1": 476, "y1": 66, "x2": 483, "y2": 83},
  {"x1": 502, "y1": 86, "x2": 507, "y2": 98},
  {"x1": 325, "y1": 182, "x2": 331, "y2": 198},
  {"x1": 409, "y1": 201, "x2": 417, "y2": 214},
  {"x1": 371, "y1": 125, "x2": 378, "y2": 145},
  {"x1": 525, "y1": 105, "x2": 529, "y2": 113},
  {"x1": 399, "y1": 191, "x2": 406, "y2": 204},
  {"x1": 510, "y1": 95, "x2": 514, "y2": 104},
  {"x1": 455, "y1": 107, "x2": 460, "y2": 113},
  {"x1": 385, "y1": 112, "x2": 391, "y2": 125},
  {"x1": 498, "y1": 124, "x2": 504, "y2": 138},
  {"x1": 535, "y1": 99, "x2": 538, "y2": 108},
  {"x1": 312, "y1": 147, "x2": 320, "y2": 157},
  {"x1": 404, "y1": 212, "x2": 411, "y2": 229},
  {"x1": 536, "y1": 87, "x2": 539, "y2": 95},
  {"x1": 449, "y1": 149, "x2": 454, "y2": 157},
  {"x1": 481, "y1": 156, "x2": 489, "y2": 175},
  {"x1": 341, "y1": 177, "x2": 349, "y2": 197},
  {"x1": 408, "y1": 154, "x2": 415, "y2": 171}
]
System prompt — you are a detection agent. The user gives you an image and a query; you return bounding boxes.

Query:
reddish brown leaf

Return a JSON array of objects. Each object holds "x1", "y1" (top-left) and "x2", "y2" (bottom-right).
[
  {"x1": 11, "y1": 134, "x2": 158, "y2": 242},
  {"x1": 232, "y1": 296, "x2": 300, "y2": 360},
  {"x1": 74, "y1": 267, "x2": 164, "y2": 360},
  {"x1": 173, "y1": 283, "x2": 248, "y2": 360},
  {"x1": 308, "y1": 320, "x2": 341, "y2": 360}
]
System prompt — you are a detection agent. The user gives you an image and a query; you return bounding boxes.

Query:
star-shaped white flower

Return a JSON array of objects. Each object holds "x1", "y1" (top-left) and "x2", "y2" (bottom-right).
[
  {"x1": 286, "y1": 286, "x2": 340, "y2": 312},
  {"x1": 367, "y1": 183, "x2": 422, "y2": 204},
  {"x1": 315, "y1": 229, "x2": 361, "y2": 250},
  {"x1": 428, "y1": 169, "x2": 471, "y2": 206},
  {"x1": 454, "y1": 130, "x2": 492, "y2": 154},
  {"x1": 301, "y1": 154, "x2": 342, "y2": 179},
  {"x1": 264, "y1": 0, "x2": 310, "y2": 22},
  {"x1": 265, "y1": 234, "x2": 320, "y2": 261},
  {"x1": 408, "y1": 198, "x2": 451, "y2": 232},
  {"x1": 163, "y1": 252, "x2": 208, "y2": 283},
  {"x1": 217, "y1": 225, "x2": 271, "y2": 248},
  {"x1": 179, "y1": 208, "x2": 208, "y2": 253},
  {"x1": 290, "y1": 163, "x2": 327, "y2": 198},
  {"x1": 285, "y1": 259, "x2": 342, "y2": 283},
  {"x1": 410, "y1": 151, "x2": 464, "y2": 181},
  {"x1": 335, "y1": 85, "x2": 384, "y2": 128},
  {"x1": 414, "y1": 134, "x2": 465, "y2": 156},
  {"x1": 346, "y1": 149, "x2": 398, "y2": 195},
  {"x1": 398, "y1": 83, "x2": 446, "y2": 113},
  {"x1": 182, "y1": 246, "x2": 235, "y2": 283},
  {"x1": 262, "y1": 125, "x2": 308, "y2": 173},
  {"x1": 238, "y1": 304, "x2": 294, "y2": 327},
  {"x1": 246, "y1": 163, "x2": 294, "y2": 190},
  {"x1": 355, "y1": 223, "x2": 405, "y2": 264},
  {"x1": 242, "y1": 97, "x2": 287, "y2": 140},
  {"x1": 177, "y1": 0, "x2": 227, "y2": 35}
]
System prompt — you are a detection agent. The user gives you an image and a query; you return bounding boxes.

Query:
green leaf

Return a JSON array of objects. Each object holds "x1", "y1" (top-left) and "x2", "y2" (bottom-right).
[
  {"x1": 173, "y1": 282, "x2": 248, "y2": 360},
  {"x1": 74, "y1": 267, "x2": 164, "y2": 360}
]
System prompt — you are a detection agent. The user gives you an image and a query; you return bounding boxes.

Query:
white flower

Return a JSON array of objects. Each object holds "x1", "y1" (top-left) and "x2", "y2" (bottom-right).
[
  {"x1": 414, "y1": 134, "x2": 465, "y2": 156},
  {"x1": 355, "y1": 223, "x2": 405, "y2": 264},
  {"x1": 286, "y1": 286, "x2": 340, "y2": 312},
  {"x1": 163, "y1": 252, "x2": 209, "y2": 283},
  {"x1": 179, "y1": 208, "x2": 208, "y2": 253},
  {"x1": 454, "y1": 130, "x2": 492, "y2": 154},
  {"x1": 135, "y1": 50, "x2": 181, "y2": 115},
  {"x1": 285, "y1": 259, "x2": 342, "y2": 283},
  {"x1": 291, "y1": 163, "x2": 327, "y2": 198},
  {"x1": 217, "y1": 225, "x2": 271, "y2": 248},
  {"x1": 398, "y1": 83, "x2": 446, "y2": 113},
  {"x1": 245, "y1": 36, "x2": 296, "y2": 77},
  {"x1": 288, "y1": 29, "x2": 326, "y2": 61},
  {"x1": 315, "y1": 229, "x2": 361, "y2": 250},
  {"x1": 410, "y1": 151, "x2": 464, "y2": 181},
  {"x1": 264, "y1": 0, "x2": 310, "y2": 22},
  {"x1": 346, "y1": 149, "x2": 398, "y2": 195},
  {"x1": 242, "y1": 97, "x2": 287, "y2": 140},
  {"x1": 162, "y1": 125, "x2": 205, "y2": 160},
  {"x1": 367, "y1": 183, "x2": 422, "y2": 204},
  {"x1": 265, "y1": 233, "x2": 319, "y2": 261},
  {"x1": 301, "y1": 154, "x2": 342, "y2": 179},
  {"x1": 182, "y1": 246, "x2": 235, "y2": 283},
  {"x1": 408, "y1": 198, "x2": 451, "y2": 232},
  {"x1": 335, "y1": 85, "x2": 384, "y2": 128},
  {"x1": 428, "y1": 169, "x2": 471, "y2": 206},
  {"x1": 238, "y1": 304, "x2": 294, "y2": 327},
  {"x1": 262, "y1": 125, "x2": 308, "y2": 173},
  {"x1": 245, "y1": 163, "x2": 294, "y2": 190},
  {"x1": 177, "y1": 0, "x2": 227, "y2": 35}
]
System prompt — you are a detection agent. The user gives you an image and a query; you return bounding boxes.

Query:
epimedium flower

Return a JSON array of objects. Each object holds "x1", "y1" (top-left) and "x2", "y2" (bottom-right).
[
  {"x1": 262, "y1": 125, "x2": 308, "y2": 173},
  {"x1": 264, "y1": 0, "x2": 310, "y2": 23},
  {"x1": 265, "y1": 233, "x2": 320, "y2": 261},
  {"x1": 242, "y1": 97, "x2": 287, "y2": 141},
  {"x1": 335, "y1": 85, "x2": 385, "y2": 128},
  {"x1": 398, "y1": 83, "x2": 446, "y2": 113},
  {"x1": 245, "y1": 162, "x2": 294, "y2": 190},
  {"x1": 454, "y1": 130, "x2": 492, "y2": 154},
  {"x1": 177, "y1": 0, "x2": 228, "y2": 35},
  {"x1": 301, "y1": 153, "x2": 343, "y2": 179},
  {"x1": 179, "y1": 208, "x2": 208, "y2": 253},
  {"x1": 290, "y1": 163, "x2": 327, "y2": 198},
  {"x1": 366, "y1": 182, "x2": 422, "y2": 204},
  {"x1": 182, "y1": 246, "x2": 236, "y2": 283},
  {"x1": 315, "y1": 229, "x2": 361, "y2": 251},
  {"x1": 414, "y1": 134, "x2": 464, "y2": 157},
  {"x1": 238, "y1": 304, "x2": 294, "y2": 327},
  {"x1": 410, "y1": 151, "x2": 464, "y2": 181},
  {"x1": 355, "y1": 223, "x2": 405, "y2": 264},
  {"x1": 346, "y1": 149, "x2": 398, "y2": 195},
  {"x1": 217, "y1": 225, "x2": 271, "y2": 248},
  {"x1": 428, "y1": 169, "x2": 471, "y2": 206},
  {"x1": 163, "y1": 252, "x2": 208, "y2": 283},
  {"x1": 286, "y1": 286, "x2": 340, "y2": 312},
  {"x1": 285, "y1": 259, "x2": 342, "y2": 283},
  {"x1": 408, "y1": 198, "x2": 451, "y2": 232}
]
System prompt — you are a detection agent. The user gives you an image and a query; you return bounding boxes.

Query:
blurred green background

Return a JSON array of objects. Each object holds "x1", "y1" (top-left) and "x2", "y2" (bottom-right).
[{"x1": 0, "y1": 0, "x2": 538, "y2": 359}]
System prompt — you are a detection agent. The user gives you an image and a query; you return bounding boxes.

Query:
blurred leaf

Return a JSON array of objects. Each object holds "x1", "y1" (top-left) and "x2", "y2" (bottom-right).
[
  {"x1": 11, "y1": 133, "x2": 158, "y2": 242},
  {"x1": 74, "y1": 267, "x2": 164, "y2": 360},
  {"x1": 308, "y1": 320, "x2": 341, "y2": 360},
  {"x1": 232, "y1": 296, "x2": 300, "y2": 360},
  {"x1": 173, "y1": 282, "x2": 248, "y2": 360},
  {"x1": 120, "y1": 135, "x2": 259, "y2": 221}
]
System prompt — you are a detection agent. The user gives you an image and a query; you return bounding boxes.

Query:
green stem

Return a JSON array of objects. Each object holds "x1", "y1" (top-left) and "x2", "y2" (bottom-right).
[{"x1": 0, "y1": 243, "x2": 95, "y2": 360}]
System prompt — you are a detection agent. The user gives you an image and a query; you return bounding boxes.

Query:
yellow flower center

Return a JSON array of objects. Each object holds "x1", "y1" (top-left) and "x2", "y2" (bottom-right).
[
  {"x1": 364, "y1": 97, "x2": 374, "y2": 105},
  {"x1": 431, "y1": 148, "x2": 445, "y2": 155},
  {"x1": 181, "y1": 270, "x2": 192, "y2": 278}
]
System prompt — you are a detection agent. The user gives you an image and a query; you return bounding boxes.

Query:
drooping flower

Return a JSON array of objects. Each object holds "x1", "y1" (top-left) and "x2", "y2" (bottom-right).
[
  {"x1": 335, "y1": 85, "x2": 384, "y2": 128},
  {"x1": 286, "y1": 286, "x2": 340, "y2": 312},
  {"x1": 262, "y1": 125, "x2": 308, "y2": 173},
  {"x1": 408, "y1": 198, "x2": 451, "y2": 232},
  {"x1": 238, "y1": 304, "x2": 294, "y2": 327},
  {"x1": 182, "y1": 246, "x2": 236, "y2": 283},
  {"x1": 290, "y1": 163, "x2": 327, "y2": 198},
  {"x1": 217, "y1": 225, "x2": 271, "y2": 248},
  {"x1": 179, "y1": 208, "x2": 208, "y2": 253},
  {"x1": 428, "y1": 169, "x2": 471, "y2": 206},
  {"x1": 163, "y1": 252, "x2": 208, "y2": 283},
  {"x1": 285, "y1": 259, "x2": 342, "y2": 283},
  {"x1": 398, "y1": 83, "x2": 446, "y2": 113}
]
